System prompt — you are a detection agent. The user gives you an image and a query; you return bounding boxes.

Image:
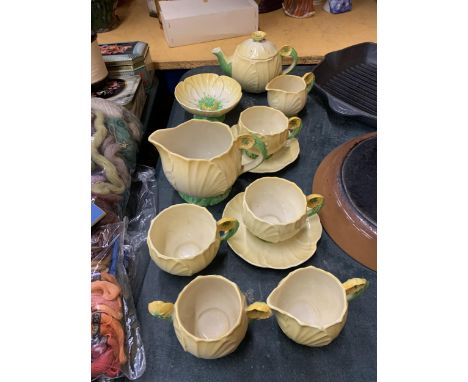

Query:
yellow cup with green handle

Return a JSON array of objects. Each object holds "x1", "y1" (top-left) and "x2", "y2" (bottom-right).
[
  {"x1": 147, "y1": 204, "x2": 239, "y2": 276},
  {"x1": 242, "y1": 177, "x2": 324, "y2": 243},
  {"x1": 238, "y1": 106, "x2": 302, "y2": 158}
]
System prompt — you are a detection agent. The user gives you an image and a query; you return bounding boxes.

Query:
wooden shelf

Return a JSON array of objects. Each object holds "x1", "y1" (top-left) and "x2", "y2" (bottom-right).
[{"x1": 97, "y1": 0, "x2": 376, "y2": 70}]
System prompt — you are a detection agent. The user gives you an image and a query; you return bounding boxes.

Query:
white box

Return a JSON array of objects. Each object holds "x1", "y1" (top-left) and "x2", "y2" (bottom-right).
[{"x1": 159, "y1": 0, "x2": 259, "y2": 47}]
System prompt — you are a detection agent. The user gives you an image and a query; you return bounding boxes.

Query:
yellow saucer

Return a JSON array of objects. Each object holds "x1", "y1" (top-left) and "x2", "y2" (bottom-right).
[
  {"x1": 231, "y1": 124, "x2": 300, "y2": 174},
  {"x1": 222, "y1": 192, "x2": 322, "y2": 269}
]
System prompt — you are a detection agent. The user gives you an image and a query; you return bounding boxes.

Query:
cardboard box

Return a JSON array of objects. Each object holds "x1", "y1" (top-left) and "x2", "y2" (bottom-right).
[{"x1": 159, "y1": 0, "x2": 258, "y2": 47}]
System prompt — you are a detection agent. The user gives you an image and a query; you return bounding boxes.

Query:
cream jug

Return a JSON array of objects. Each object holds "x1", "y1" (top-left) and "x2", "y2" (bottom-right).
[
  {"x1": 212, "y1": 31, "x2": 298, "y2": 93},
  {"x1": 266, "y1": 72, "x2": 315, "y2": 116},
  {"x1": 148, "y1": 119, "x2": 266, "y2": 206},
  {"x1": 267, "y1": 266, "x2": 368, "y2": 346}
]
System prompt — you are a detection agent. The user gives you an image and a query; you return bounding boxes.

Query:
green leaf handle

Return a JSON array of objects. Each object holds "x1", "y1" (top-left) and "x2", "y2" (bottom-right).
[
  {"x1": 287, "y1": 116, "x2": 302, "y2": 139},
  {"x1": 217, "y1": 217, "x2": 239, "y2": 241},
  {"x1": 303, "y1": 72, "x2": 315, "y2": 93},
  {"x1": 306, "y1": 194, "x2": 324, "y2": 217},
  {"x1": 238, "y1": 134, "x2": 268, "y2": 172},
  {"x1": 343, "y1": 278, "x2": 369, "y2": 302},
  {"x1": 148, "y1": 300, "x2": 174, "y2": 320},
  {"x1": 279, "y1": 45, "x2": 298, "y2": 75}
]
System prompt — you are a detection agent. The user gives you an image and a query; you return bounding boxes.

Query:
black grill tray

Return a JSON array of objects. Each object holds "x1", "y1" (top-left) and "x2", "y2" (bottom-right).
[{"x1": 314, "y1": 42, "x2": 377, "y2": 127}]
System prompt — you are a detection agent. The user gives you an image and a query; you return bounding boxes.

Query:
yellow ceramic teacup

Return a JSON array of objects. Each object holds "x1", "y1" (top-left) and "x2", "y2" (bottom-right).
[
  {"x1": 266, "y1": 72, "x2": 315, "y2": 117},
  {"x1": 267, "y1": 266, "x2": 368, "y2": 347},
  {"x1": 147, "y1": 204, "x2": 239, "y2": 276},
  {"x1": 238, "y1": 106, "x2": 302, "y2": 158},
  {"x1": 148, "y1": 275, "x2": 272, "y2": 359},
  {"x1": 242, "y1": 177, "x2": 324, "y2": 243}
]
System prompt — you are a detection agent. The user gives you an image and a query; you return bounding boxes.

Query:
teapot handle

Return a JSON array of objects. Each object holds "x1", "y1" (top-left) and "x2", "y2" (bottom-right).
[
  {"x1": 237, "y1": 134, "x2": 267, "y2": 173},
  {"x1": 303, "y1": 72, "x2": 315, "y2": 93},
  {"x1": 279, "y1": 45, "x2": 298, "y2": 75}
]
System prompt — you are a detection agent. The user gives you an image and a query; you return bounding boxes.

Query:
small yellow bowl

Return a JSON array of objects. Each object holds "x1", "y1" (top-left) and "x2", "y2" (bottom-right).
[{"x1": 175, "y1": 73, "x2": 242, "y2": 122}]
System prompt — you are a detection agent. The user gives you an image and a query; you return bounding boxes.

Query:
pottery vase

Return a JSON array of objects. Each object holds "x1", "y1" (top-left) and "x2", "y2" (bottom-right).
[
  {"x1": 91, "y1": 0, "x2": 120, "y2": 33},
  {"x1": 282, "y1": 0, "x2": 315, "y2": 18}
]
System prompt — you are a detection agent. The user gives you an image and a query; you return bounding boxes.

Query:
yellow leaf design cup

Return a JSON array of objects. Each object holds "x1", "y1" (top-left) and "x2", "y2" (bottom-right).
[
  {"x1": 147, "y1": 204, "x2": 239, "y2": 276},
  {"x1": 148, "y1": 275, "x2": 271, "y2": 359},
  {"x1": 242, "y1": 177, "x2": 324, "y2": 243},
  {"x1": 238, "y1": 106, "x2": 302, "y2": 158}
]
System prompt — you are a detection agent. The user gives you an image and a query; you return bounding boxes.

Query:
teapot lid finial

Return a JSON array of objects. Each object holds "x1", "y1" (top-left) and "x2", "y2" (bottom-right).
[
  {"x1": 251, "y1": 31, "x2": 266, "y2": 42},
  {"x1": 236, "y1": 31, "x2": 277, "y2": 60}
]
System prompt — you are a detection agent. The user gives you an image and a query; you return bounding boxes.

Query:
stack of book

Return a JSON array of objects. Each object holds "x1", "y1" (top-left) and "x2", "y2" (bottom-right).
[
  {"x1": 99, "y1": 41, "x2": 154, "y2": 95},
  {"x1": 92, "y1": 41, "x2": 154, "y2": 119}
]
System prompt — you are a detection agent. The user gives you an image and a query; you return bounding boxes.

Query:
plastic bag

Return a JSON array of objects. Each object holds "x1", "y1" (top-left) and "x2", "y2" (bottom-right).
[
  {"x1": 91, "y1": 222, "x2": 122, "y2": 275},
  {"x1": 91, "y1": 219, "x2": 146, "y2": 380},
  {"x1": 91, "y1": 98, "x2": 144, "y2": 224},
  {"x1": 90, "y1": 104, "x2": 153, "y2": 380},
  {"x1": 124, "y1": 165, "x2": 158, "y2": 287},
  {"x1": 92, "y1": 166, "x2": 158, "y2": 283}
]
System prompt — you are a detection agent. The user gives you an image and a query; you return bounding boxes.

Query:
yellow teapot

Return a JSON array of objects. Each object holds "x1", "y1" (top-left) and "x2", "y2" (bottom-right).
[{"x1": 212, "y1": 31, "x2": 298, "y2": 94}]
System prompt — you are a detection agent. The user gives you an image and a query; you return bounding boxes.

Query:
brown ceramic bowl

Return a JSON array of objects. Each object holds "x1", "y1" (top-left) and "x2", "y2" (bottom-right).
[{"x1": 312, "y1": 132, "x2": 376, "y2": 270}]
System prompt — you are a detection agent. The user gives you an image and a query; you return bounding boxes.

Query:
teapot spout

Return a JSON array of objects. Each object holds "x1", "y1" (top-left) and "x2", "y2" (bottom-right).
[{"x1": 212, "y1": 47, "x2": 232, "y2": 77}]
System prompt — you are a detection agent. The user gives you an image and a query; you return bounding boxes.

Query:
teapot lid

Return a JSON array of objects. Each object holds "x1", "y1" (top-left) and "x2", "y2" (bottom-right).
[{"x1": 235, "y1": 31, "x2": 278, "y2": 60}]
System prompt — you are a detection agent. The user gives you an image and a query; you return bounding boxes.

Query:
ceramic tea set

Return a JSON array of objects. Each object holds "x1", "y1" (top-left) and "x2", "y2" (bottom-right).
[{"x1": 146, "y1": 31, "x2": 368, "y2": 359}]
